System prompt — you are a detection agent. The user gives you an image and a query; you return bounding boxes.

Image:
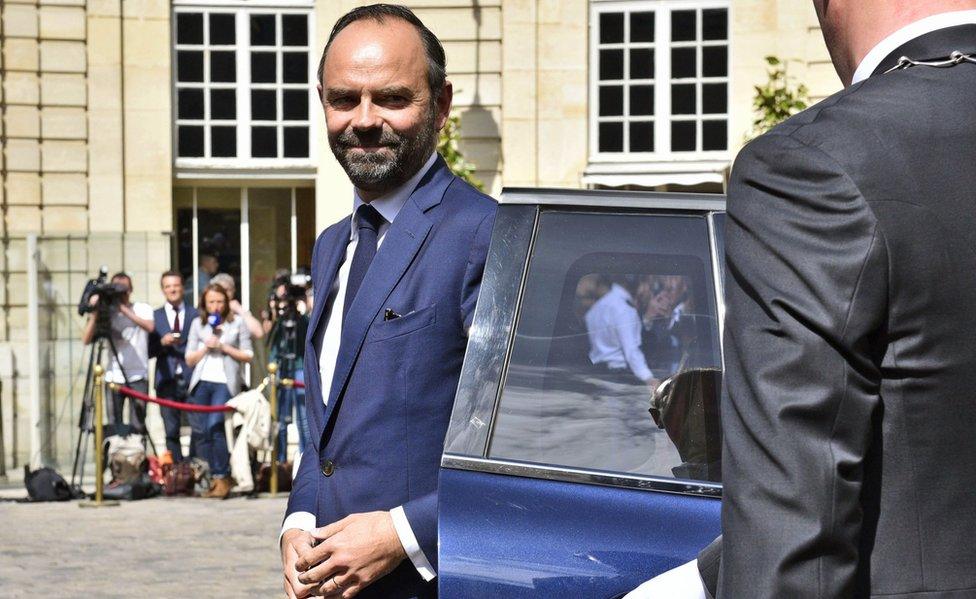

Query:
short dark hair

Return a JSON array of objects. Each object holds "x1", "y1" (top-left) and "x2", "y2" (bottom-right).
[
  {"x1": 111, "y1": 272, "x2": 132, "y2": 288},
  {"x1": 317, "y1": 4, "x2": 447, "y2": 100},
  {"x1": 160, "y1": 270, "x2": 183, "y2": 284}
]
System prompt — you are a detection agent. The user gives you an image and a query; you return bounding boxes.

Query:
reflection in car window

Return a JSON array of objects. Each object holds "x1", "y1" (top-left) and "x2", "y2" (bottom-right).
[{"x1": 487, "y1": 211, "x2": 723, "y2": 482}]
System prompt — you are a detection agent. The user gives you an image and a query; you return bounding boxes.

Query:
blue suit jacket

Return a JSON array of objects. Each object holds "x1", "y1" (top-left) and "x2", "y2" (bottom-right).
[
  {"x1": 149, "y1": 302, "x2": 198, "y2": 389},
  {"x1": 286, "y1": 157, "x2": 495, "y2": 597}
]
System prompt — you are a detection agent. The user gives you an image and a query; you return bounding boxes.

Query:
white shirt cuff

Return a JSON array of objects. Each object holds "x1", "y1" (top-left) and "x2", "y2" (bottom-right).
[
  {"x1": 390, "y1": 505, "x2": 436, "y2": 582},
  {"x1": 278, "y1": 511, "x2": 316, "y2": 547},
  {"x1": 623, "y1": 559, "x2": 707, "y2": 599}
]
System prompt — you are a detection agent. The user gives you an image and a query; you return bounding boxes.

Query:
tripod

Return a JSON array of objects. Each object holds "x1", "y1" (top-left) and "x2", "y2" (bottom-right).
[{"x1": 271, "y1": 314, "x2": 301, "y2": 457}]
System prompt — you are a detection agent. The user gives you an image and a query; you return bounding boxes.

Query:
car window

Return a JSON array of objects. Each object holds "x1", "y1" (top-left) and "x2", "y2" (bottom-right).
[{"x1": 487, "y1": 210, "x2": 723, "y2": 483}]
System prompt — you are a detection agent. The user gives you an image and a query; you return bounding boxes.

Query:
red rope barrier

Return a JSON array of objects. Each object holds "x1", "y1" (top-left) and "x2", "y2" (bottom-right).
[
  {"x1": 292, "y1": 380, "x2": 305, "y2": 389},
  {"x1": 115, "y1": 385, "x2": 235, "y2": 413}
]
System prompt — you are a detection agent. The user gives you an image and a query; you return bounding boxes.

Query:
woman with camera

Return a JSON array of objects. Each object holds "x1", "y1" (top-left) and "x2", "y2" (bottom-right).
[{"x1": 185, "y1": 283, "x2": 253, "y2": 499}]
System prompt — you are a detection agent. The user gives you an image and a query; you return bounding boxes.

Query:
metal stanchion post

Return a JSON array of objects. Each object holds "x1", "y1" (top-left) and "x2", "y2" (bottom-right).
[
  {"x1": 268, "y1": 362, "x2": 278, "y2": 497},
  {"x1": 80, "y1": 365, "x2": 118, "y2": 508}
]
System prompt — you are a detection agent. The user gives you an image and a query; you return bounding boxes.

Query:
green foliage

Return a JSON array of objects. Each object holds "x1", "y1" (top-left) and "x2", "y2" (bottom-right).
[
  {"x1": 749, "y1": 55, "x2": 810, "y2": 140},
  {"x1": 437, "y1": 113, "x2": 484, "y2": 191}
]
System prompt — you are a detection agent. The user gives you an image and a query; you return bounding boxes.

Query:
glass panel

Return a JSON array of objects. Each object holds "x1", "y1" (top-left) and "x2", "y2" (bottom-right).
[
  {"x1": 487, "y1": 211, "x2": 722, "y2": 481},
  {"x1": 189, "y1": 188, "x2": 243, "y2": 302},
  {"x1": 250, "y1": 14, "x2": 276, "y2": 46},
  {"x1": 283, "y1": 90, "x2": 309, "y2": 120},
  {"x1": 702, "y1": 120, "x2": 727, "y2": 151},
  {"x1": 599, "y1": 49, "x2": 624, "y2": 81},
  {"x1": 630, "y1": 11, "x2": 655, "y2": 43},
  {"x1": 177, "y1": 51, "x2": 204, "y2": 82},
  {"x1": 178, "y1": 126, "x2": 204, "y2": 157},
  {"x1": 671, "y1": 47, "x2": 696, "y2": 79},
  {"x1": 209, "y1": 13, "x2": 235, "y2": 45},
  {"x1": 702, "y1": 46, "x2": 728, "y2": 77},
  {"x1": 178, "y1": 89, "x2": 204, "y2": 120},
  {"x1": 600, "y1": 12, "x2": 624, "y2": 44},
  {"x1": 251, "y1": 90, "x2": 277, "y2": 121},
  {"x1": 251, "y1": 52, "x2": 277, "y2": 83},
  {"x1": 671, "y1": 83, "x2": 696, "y2": 115},
  {"x1": 598, "y1": 85, "x2": 623, "y2": 117},
  {"x1": 630, "y1": 48, "x2": 655, "y2": 79},
  {"x1": 211, "y1": 126, "x2": 236, "y2": 157},
  {"x1": 702, "y1": 83, "x2": 726, "y2": 114},
  {"x1": 598, "y1": 122, "x2": 623, "y2": 152},
  {"x1": 630, "y1": 121, "x2": 654, "y2": 152},
  {"x1": 702, "y1": 9, "x2": 728, "y2": 41},
  {"x1": 252, "y1": 126, "x2": 278, "y2": 157},
  {"x1": 177, "y1": 13, "x2": 203, "y2": 45},
  {"x1": 210, "y1": 51, "x2": 236, "y2": 83},
  {"x1": 629, "y1": 85, "x2": 655, "y2": 116},
  {"x1": 671, "y1": 10, "x2": 697, "y2": 42},
  {"x1": 283, "y1": 127, "x2": 309, "y2": 158},
  {"x1": 283, "y1": 52, "x2": 308, "y2": 84},
  {"x1": 210, "y1": 89, "x2": 236, "y2": 120},
  {"x1": 282, "y1": 14, "x2": 308, "y2": 46},
  {"x1": 671, "y1": 121, "x2": 697, "y2": 151}
]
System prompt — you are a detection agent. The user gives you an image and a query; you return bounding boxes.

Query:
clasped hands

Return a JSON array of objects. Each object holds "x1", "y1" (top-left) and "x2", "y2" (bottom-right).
[{"x1": 281, "y1": 511, "x2": 407, "y2": 599}]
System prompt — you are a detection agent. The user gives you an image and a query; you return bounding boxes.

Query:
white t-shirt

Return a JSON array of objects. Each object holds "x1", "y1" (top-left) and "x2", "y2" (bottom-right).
[{"x1": 105, "y1": 302, "x2": 153, "y2": 384}]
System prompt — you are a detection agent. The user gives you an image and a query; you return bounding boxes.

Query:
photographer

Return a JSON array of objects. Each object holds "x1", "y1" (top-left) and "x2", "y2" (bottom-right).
[
  {"x1": 81, "y1": 272, "x2": 155, "y2": 435},
  {"x1": 266, "y1": 276, "x2": 310, "y2": 461}
]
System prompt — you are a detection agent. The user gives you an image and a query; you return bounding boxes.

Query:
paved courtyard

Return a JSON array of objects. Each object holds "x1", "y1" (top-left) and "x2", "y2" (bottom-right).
[{"x1": 0, "y1": 492, "x2": 288, "y2": 597}]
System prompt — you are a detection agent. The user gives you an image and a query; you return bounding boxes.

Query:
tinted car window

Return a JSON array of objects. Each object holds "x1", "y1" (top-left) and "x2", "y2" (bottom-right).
[{"x1": 487, "y1": 210, "x2": 723, "y2": 482}]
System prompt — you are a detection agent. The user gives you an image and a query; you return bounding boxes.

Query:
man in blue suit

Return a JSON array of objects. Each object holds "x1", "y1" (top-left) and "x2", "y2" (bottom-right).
[
  {"x1": 279, "y1": 5, "x2": 495, "y2": 598},
  {"x1": 149, "y1": 271, "x2": 198, "y2": 461}
]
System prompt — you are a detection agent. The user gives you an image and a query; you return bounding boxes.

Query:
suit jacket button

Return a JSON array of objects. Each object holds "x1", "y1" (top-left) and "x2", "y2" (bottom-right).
[{"x1": 320, "y1": 459, "x2": 335, "y2": 477}]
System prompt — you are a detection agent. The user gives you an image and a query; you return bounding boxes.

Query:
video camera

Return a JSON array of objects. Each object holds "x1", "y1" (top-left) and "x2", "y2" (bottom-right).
[
  {"x1": 77, "y1": 266, "x2": 128, "y2": 316},
  {"x1": 269, "y1": 272, "x2": 311, "y2": 325}
]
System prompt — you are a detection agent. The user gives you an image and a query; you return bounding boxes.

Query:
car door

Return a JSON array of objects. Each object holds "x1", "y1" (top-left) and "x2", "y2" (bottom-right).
[{"x1": 440, "y1": 193, "x2": 727, "y2": 597}]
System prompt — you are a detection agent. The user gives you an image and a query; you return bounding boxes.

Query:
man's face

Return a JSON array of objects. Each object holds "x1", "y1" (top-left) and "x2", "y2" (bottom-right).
[
  {"x1": 161, "y1": 275, "x2": 184, "y2": 305},
  {"x1": 320, "y1": 19, "x2": 451, "y2": 195},
  {"x1": 201, "y1": 255, "x2": 219, "y2": 275}
]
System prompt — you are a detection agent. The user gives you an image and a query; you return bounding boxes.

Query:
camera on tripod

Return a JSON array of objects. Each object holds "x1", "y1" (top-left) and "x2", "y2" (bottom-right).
[
  {"x1": 269, "y1": 273, "x2": 311, "y2": 327},
  {"x1": 78, "y1": 266, "x2": 127, "y2": 316}
]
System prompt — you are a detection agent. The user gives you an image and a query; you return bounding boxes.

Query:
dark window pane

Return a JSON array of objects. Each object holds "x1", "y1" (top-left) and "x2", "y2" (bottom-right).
[
  {"x1": 630, "y1": 48, "x2": 655, "y2": 79},
  {"x1": 283, "y1": 90, "x2": 309, "y2": 120},
  {"x1": 251, "y1": 89, "x2": 277, "y2": 121},
  {"x1": 599, "y1": 122, "x2": 623, "y2": 152},
  {"x1": 177, "y1": 51, "x2": 204, "y2": 82},
  {"x1": 672, "y1": 83, "x2": 696, "y2": 114},
  {"x1": 178, "y1": 126, "x2": 204, "y2": 157},
  {"x1": 703, "y1": 120, "x2": 727, "y2": 151},
  {"x1": 630, "y1": 121, "x2": 654, "y2": 152},
  {"x1": 210, "y1": 51, "x2": 236, "y2": 83},
  {"x1": 671, "y1": 10, "x2": 696, "y2": 42},
  {"x1": 671, "y1": 47, "x2": 696, "y2": 79},
  {"x1": 178, "y1": 89, "x2": 204, "y2": 120},
  {"x1": 671, "y1": 121, "x2": 696, "y2": 151},
  {"x1": 177, "y1": 13, "x2": 203, "y2": 45},
  {"x1": 250, "y1": 14, "x2": 276, "y2": 46},
  {"x1": 211, "y1": 126, "x2": 236, "y2": 157},
  {"x1": 600, "y1": 12, "x2": 624, "y2": 44},
  {"x1": 702, "y1": 83, "x2": 726, "y2": 114},
  {"x1": 282, "y1": 14, "x2": 308, "y2": 46},
  {"x1": 251, "y1": 52, "x2": 276, "y2": 83},
  {"x1": 598, "y1": 86, "x2": 623, "y2": 117},
  {"x1": 630, "y1": 11, "x2": 655, "y2": 42},
  {"x1": 283, "y1": 52, "x2": 308, "y2": 83},
  {"x1": 210, "y1": 89, "x2": 236, "y2": 120},
  {"x1": 209, "y1": 14, "x2": 235, "y2": 45},
  {"x1": 283, "y1": 126, "x2": 309, "y2": 158},
  {"x1": 702, "y1": 9, "x2": 727, "y2": 41},
  {"x1": 702, "y1": 46, "x2": 728, "y2": 77},
  {"x1": 630, "y1": 85, "x2": 654, "y2": 116},
  {"x1": 252, "y1": 126, "x2": 278, "y2": 157},
  {"x1": 599, "y1": 49, "x2": 624, "y2": 80}
]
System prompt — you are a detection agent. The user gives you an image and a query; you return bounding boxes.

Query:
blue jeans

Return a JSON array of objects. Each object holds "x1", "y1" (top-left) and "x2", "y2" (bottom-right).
[
  {"x1": 277, "y1": 369, "x2": 310, "y2": 460},
  {"x1": 189, "y1": 381, "x2": 231, "y2": 478}
]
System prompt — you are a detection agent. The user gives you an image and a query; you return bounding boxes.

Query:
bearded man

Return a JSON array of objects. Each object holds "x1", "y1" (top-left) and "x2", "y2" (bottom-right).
[{"x1": 278, "y1": 5, "x2": 496, "y2": 598}]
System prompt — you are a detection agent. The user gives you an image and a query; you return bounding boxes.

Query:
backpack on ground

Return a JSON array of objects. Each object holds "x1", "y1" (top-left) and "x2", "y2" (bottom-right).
[
  {"x1": 24, "y1": 466, "x2": 74, "y2": 502},
  {"x1": 162, "y1": 461, "x2": 196, "y2": 496}
]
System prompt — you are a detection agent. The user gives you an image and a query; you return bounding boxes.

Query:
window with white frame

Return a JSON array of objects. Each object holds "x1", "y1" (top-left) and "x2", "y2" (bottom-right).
[
  {"x1": 591, "y1": 1, "x2": 729, "y2": 159},
  {"x1": 173, "y1": 6, "x2": 314, "y2": 165}
]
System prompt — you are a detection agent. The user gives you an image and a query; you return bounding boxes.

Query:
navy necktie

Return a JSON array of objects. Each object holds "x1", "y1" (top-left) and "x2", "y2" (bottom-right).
[{"x1": 343, "y1": 203, "x2": 385, "y2": 322}]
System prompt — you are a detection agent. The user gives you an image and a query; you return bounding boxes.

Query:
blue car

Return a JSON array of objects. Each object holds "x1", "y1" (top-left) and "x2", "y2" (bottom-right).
[{"x1": 439, "y1": 189, "x2": 727, "y2": 597}]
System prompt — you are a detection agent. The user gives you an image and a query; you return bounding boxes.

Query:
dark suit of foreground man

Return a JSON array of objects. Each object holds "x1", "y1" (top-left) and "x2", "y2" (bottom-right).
[
  {"x1": 710, "y1": 3, "x2": 976, "y2": 598},
  {"x1": 279, "y1": 5, "x2": 495, "y2": 599}
]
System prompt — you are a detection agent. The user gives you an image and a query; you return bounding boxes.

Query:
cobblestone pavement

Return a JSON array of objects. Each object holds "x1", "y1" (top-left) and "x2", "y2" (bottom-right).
[{"x1": 0, "y1": 494, "x2": 288, "y2": 598}]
